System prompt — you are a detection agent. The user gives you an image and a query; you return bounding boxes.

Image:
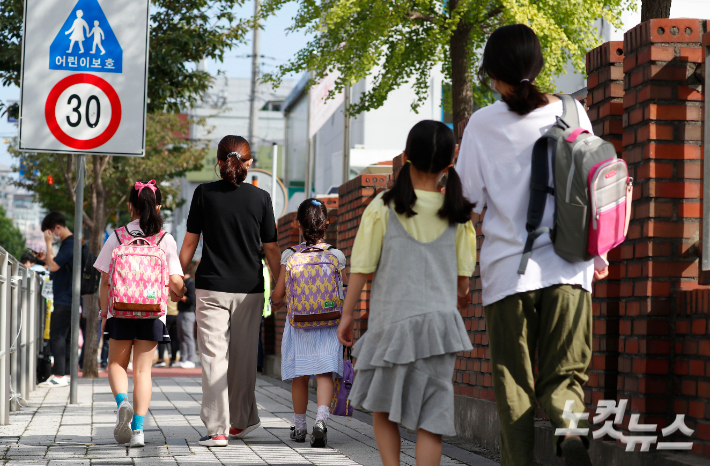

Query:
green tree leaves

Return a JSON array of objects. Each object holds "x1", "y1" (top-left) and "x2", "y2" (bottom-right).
[
  {"x1": 261, "y1": 0, "x2": 633, "y2": 121},
  {"x1": 0, "y1": 205, "x2": 26, "y2": 260}
]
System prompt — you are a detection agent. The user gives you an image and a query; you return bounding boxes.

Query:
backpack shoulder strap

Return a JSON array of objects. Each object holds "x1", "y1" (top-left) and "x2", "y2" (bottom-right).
[
  {"x1": 557, "y1": 94, "x2": 580, "y2": 129},
  {"x1": 155, "y1": 230, "x2": 167, "y2": 246},
  {"x1": 114, "y1": 226, "x2": 128, "y2": 245},
  {"x1": 518, "y1": 136, "x2": 555, "y2": 275}
]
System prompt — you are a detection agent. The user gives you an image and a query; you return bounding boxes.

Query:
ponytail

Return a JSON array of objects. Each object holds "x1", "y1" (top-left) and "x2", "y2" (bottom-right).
[
  {"x1": 439, "y1": 167, "x2": 475, "y2": 224},
  {"x1": 216, "y1": 135, "x2": 252, "y2": 186},
  {"x1": 500, "y1": 80, "x2": 548, "y2": 116},
  {"x1": 220, "y1": 156, "x2": 248, "y2": 186},
  {"x1": 129, "y1": 181, "x2": 163, "y2": 237},
  {"x1": 382, "y1": 162, "x2": 417, "y2": 218}
]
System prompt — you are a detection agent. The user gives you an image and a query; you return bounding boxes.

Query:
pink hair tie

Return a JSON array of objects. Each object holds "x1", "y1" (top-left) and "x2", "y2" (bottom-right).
[{"x1": 135, "y1": 180, "x2": 158, "y2": 197}]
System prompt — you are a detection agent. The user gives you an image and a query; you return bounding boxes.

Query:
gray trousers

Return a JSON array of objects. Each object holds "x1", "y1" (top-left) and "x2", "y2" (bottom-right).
[
  {"x1": 177, "y1": 311, "x2": 196, "y2": 363},
  {"x1": 196, "y1": 289, "x2": 263, "y2": 436}
]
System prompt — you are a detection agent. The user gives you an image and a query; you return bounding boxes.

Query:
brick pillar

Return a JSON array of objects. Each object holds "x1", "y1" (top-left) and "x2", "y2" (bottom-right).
[
  {"x1": 585, "y1": 41, "x2": 625, "y2": 409},
  {"x1": 316, "y1": 195, "x2": 340, "y2": 246},
  {"x1": 619, "y1": 18, "x2": 706, "y2": 433},
  {"x1": 337, "y1": 174, "x2": 390, "y2": 342}
]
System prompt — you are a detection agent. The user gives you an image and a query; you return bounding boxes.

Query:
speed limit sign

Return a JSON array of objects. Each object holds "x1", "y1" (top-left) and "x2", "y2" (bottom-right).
[{"x1": 18, "y1": 0, "x2": 149, "y2": 156}]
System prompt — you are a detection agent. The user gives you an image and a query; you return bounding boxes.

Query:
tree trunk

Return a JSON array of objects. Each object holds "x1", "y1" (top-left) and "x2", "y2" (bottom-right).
[
  {"x1": 641, "y1": 0, "x2": 672, "y2": 21},
  {"x1": 80, "y1": 155, "x2": 109, "y2": 378},
  {"x1": 449, "y1": 0, "x2": 474, "y2": 141}
]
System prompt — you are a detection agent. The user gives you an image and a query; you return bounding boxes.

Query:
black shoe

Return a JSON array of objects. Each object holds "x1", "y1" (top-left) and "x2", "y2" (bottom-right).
[
  {"x1": 560, "y1": 437, "x2": 592, "y2": 466},
  {"x1": 310, "y1": 420, "x2": 327, "y2": 448}
]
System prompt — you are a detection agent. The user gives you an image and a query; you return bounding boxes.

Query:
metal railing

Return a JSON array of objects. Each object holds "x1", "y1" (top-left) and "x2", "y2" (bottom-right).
[{"x1": 0, "y1": 247, "x2": 47, "y2": 423}]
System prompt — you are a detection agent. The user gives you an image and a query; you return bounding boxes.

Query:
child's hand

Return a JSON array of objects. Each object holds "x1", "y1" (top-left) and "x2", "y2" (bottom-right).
[
  {"x1": 457, "y1": 293, "x2": 471, "y2": 311},
  {"x1": 337, "y1": 313, "x2": 355, "y2": 347}
]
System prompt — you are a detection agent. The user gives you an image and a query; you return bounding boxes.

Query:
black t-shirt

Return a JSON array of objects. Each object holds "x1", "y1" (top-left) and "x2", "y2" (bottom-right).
[
  {"x1": 186, "y1": 180, "x2": 278, "y2": 294},
  {"x1": 51, "y1": 235, "x2": 74, "y2": 306}
]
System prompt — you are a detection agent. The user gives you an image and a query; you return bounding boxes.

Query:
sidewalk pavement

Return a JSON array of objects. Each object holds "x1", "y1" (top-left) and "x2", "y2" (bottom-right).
[{"x1": 0, "y1": 375, "x2": 498, "y2": 466}]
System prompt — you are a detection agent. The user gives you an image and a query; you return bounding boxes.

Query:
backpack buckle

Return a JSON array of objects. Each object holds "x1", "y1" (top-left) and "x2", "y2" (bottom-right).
[{"x1": 555, "y1": 116, "x2": 570, "y2": 129}]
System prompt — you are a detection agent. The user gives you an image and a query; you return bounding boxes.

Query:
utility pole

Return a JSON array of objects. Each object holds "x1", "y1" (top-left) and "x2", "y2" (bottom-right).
[
  {"x1": 304, "y1": 71, "x2": 313, "y2": 198},
  {"x1": 342, "y1": 82, "x2": 351, "y2": 185},
  {"x1": 248, "y1": 0, "x2": 261, "y2": 150},
  {"x1": 69, "y1": 155, "x2": 84, "y2": 404}
]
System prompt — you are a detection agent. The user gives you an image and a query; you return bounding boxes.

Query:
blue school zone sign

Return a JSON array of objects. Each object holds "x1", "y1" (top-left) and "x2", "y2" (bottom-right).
[{"x1": 49, "y1": 0, "x2": 122, "y2": 74}]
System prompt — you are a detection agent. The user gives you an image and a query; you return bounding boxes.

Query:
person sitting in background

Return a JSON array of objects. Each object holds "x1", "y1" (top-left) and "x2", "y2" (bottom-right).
[{"x1": 21, "y1": 252, "x2": 47, "y2": 274}]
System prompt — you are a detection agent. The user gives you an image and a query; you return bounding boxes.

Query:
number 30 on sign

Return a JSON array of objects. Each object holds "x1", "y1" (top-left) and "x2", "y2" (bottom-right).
[{"x1": 44, "y1": 74, "x2": 121, "y2": 150}]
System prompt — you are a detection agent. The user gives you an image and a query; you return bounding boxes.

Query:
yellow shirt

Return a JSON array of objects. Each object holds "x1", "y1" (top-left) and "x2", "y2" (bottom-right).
[{"x1": 350, "y1": 190, "x2": 477, "y2": 276}]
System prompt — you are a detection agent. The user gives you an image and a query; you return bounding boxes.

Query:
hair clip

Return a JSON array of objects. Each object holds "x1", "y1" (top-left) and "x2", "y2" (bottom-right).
[
  {"x1": 520, "y1": 78, "x2": 530, "y2": 83},
  {"x1": 311, "y1": 200, "x2": 322, "y2": 206},
  {"x1": 135, "y1": 180, "x2": 157, "y2": 197}
]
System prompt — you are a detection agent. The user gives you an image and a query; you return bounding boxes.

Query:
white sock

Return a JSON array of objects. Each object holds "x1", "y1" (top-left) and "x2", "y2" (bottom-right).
[
  {"x1": 316, "y1": 405, "x2": 330, "y2": 424},
  {"x1": 294, "y1": 413, "x2": 307, "y2": 431}
]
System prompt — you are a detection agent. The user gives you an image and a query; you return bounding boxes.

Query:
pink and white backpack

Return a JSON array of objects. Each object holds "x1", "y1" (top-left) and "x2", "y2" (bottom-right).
[{"x1": 108, "y1": 226, "x2": 169, "y2": 319}]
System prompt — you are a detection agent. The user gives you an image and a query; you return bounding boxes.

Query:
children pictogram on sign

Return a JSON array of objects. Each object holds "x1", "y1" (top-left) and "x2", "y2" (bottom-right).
[{"x1": 49, "y1": 0, "x2": 122, "y2": 73}]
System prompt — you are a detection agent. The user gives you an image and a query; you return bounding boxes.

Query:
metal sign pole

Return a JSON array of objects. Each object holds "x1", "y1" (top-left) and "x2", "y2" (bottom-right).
[
  {"x1": 69, "y1": 154, "x2": 84, "y2": 404},
  {"x1": 271, "y1": 143, "x2": 278, "y2": 211}
]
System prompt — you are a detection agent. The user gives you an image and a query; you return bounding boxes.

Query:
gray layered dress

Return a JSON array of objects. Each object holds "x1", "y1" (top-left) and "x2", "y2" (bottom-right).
[{"x1": 349, "y1": 208, "x2": 473, "y2": 436}]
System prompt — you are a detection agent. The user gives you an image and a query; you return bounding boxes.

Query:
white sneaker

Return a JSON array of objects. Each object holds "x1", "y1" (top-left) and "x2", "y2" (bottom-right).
[
  {"x1": 114, "y1": 400, "x2": 134, "y2": 444},
  {"x1": 180, "y1": 361, "x2": 196, "y2": 369},
  {"x1": 39, "y1": 375, "x2": 68, "y2": 387},
  {"x1": 171, "y1": 361, "x2": 184, "y2": 368},
  {"x1": 130, "y1": 429, "x2": 145, "y2": 447}
]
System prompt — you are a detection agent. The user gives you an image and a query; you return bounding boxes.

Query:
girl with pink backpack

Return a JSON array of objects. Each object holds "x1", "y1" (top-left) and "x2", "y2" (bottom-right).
[{"x1": 93, "y1": 180, "x2": 186, "y2": 448}]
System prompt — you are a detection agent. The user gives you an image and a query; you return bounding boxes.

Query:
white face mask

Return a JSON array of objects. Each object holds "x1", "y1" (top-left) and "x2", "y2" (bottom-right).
[{"x1": 52, "y1": 229, "x2": 61, "y2": 243}]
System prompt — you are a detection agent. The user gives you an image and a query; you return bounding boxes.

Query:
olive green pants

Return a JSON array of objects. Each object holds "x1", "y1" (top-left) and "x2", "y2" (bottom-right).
[{"x1": 484, "y1": 284, "x2": 592, "y2": 466}]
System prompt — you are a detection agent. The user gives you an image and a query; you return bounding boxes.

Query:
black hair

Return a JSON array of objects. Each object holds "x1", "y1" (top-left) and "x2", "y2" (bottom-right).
[
  {"x1": 20, "y1": 252, "x2": 36, "y2": 265},
  {"x1": 41, "y1": 211, "x2": 66, "y2": 231},
  {"x1": 478, "y1": 24, "x2": 548, "y2": 116},
  {"x1": 217, "y1": 135, "x2": 252, "y2": 186},
  {"x1": 128, "y1": 182, "x2": 163, "y2": 237},
  {"x1": 382, "y1": 120, "x2": 474, "y2": 224},
  {"x1": 297, "y1": 199, "x2": 329, "y2": 246}
]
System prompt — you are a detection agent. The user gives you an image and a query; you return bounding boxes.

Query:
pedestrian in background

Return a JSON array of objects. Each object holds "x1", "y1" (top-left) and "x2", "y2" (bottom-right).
[
  {"x1": 179, "y1": 135, "x2": 281, "y2": 447},
  {"x1": 456, "y1": 24, "x2": 608, "y2": 466},
  {"x1": 35, "y1": 212, "x2": 74, "y2": 388},
  {"x1": 94, "y1": 180, "x2": 186, "y2": 448},
  {"x1": 174, "y1": 263, "x2": 197, "y2": 369},
  {"x1": 154, "y1": 299, "x2": 180, "y2": 367},
  {"x1": 271, "y1": 198, "x2": 346, "y2": 447},
  {"x1": 338, "y1": 120, "x2": 476, "y2": 466}
]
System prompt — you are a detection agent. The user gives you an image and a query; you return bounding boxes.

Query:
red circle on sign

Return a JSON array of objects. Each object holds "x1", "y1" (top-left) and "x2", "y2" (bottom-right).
[{"x1": 44, "y1": 73, "x2": 122, "y2": 150}]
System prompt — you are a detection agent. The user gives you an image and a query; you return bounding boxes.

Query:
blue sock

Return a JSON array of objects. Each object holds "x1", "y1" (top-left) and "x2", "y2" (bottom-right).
[
  {"x1": 115, "y1": 393, "x2": 127, "y2": 408},
  {"x1": 131, "y1": 414, "x2": 145, "y2": 431}
]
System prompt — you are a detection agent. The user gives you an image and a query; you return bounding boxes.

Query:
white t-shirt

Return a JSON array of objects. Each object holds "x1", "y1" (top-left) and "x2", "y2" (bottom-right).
[
  {"x1": 281, "y1": 244, "x2": 346, "y2": 270},
  {"x1": 93, "y1": 219, "x2": 184, "y2": 320},
  {"x1": 457, "y1": 99, "x2": 594, "y2": 306}
]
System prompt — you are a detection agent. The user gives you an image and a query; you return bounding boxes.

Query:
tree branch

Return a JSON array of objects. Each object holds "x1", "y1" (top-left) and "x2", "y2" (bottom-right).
[
  {"x1": 408, "y1": 11, "x2": 438, "y2": 23},
  {"x1": 486, "y1": 7, "x2": 503, "y2": 19}
]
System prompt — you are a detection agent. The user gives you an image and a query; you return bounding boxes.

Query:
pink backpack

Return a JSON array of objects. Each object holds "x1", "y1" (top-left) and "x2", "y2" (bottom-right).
[{"x1": 108, "y1": 226, "x2": 169, "y2": 319}]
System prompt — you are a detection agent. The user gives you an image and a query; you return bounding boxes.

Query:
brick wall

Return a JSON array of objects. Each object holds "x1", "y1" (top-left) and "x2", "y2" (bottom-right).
[
  {"x1": 586, "y1": 40, "x2": 625, "y2": 409},
  {"x1": 618, "y1": 19, "x2": 707, "y2": 440},
  {"x1": 337, "y1": 174, "x2": 390, "y2": 342}
]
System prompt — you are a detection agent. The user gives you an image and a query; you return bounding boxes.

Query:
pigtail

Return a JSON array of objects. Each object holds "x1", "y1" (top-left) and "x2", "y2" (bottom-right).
[
  {"x1": 382, "y1": 162, "x2": 418, "y2": 218},
  {"x1": 438, "y1": 167, "x2": 475, "y2": 224}
]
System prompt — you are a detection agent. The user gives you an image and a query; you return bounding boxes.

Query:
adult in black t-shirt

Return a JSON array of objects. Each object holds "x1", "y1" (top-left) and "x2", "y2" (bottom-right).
[{"x1": 180, "y1": 135, "x2": 281, "y2": 447}]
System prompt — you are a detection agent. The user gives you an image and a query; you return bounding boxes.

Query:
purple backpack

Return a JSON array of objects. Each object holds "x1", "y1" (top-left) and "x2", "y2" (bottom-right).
[
  {"x1": 285, "y1": 243, "x2": 344, "y2": 329},
  {"x1": 330, "y1": 347, "x2": 354, "y2": 417}
]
